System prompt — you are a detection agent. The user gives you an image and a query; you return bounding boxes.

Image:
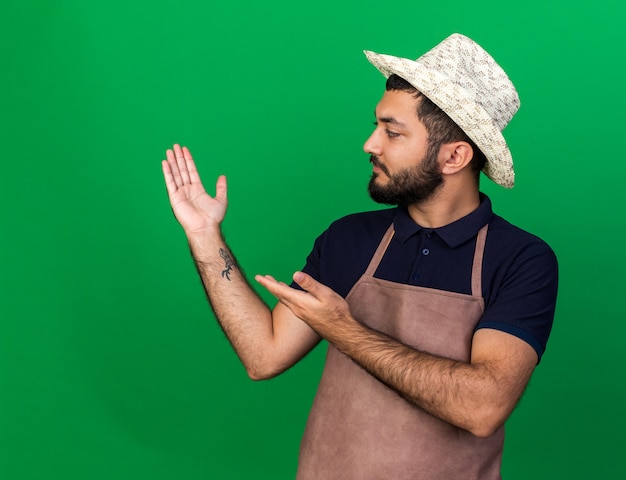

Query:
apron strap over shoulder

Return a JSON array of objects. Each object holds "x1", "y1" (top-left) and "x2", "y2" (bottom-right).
[
  {"x1": 471, "y1": 224, "x2": 489, "y2": 298},
  {"x1": 363, "y1": 224, "x2": 395, "y2": 276}
]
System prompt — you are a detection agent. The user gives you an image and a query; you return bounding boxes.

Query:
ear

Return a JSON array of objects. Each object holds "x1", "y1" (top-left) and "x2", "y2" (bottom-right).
[{"x1": 439, "y1": 141, "x2": 474, "y2": 176}]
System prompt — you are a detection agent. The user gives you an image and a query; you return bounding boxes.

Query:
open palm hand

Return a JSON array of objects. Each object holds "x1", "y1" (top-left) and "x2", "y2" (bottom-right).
[{"x1": 162, "y1": 144, "x2": 227, "y2": 235}]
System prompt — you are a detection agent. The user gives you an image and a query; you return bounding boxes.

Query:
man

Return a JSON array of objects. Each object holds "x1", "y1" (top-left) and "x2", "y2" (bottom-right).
[{"x1": 162, "y1": 33, "x2": 558, "y2": 479}]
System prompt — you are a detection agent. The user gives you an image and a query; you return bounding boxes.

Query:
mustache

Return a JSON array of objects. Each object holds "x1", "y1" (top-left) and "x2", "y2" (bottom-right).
[{"x1": 370, "y1": 155, "x2": 389, "y2": 175}]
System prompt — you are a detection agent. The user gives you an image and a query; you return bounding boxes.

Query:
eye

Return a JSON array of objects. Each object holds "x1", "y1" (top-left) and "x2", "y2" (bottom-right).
[{"x1": 385, "y1": 129, "x2": 400, "y2": 138}]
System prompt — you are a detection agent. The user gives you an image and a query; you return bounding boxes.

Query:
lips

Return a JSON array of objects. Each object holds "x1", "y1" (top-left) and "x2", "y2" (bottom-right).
[{"x1": 370, "y1": 155, "x2": 389, "y2": 175}]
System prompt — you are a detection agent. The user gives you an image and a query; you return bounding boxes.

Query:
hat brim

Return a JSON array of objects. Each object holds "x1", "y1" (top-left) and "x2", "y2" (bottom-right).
[{"x1": 365, "y1": 51, "x2": 515, "y2": 188}]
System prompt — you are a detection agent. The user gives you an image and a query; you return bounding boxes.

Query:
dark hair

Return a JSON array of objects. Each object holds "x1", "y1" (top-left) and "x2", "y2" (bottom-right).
[{"x1": 385, "y1": 74, "x2": 487, "y2": 181}]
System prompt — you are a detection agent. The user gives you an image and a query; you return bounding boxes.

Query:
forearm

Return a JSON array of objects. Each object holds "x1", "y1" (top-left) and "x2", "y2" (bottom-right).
[
  {"x1": 257, "y1": 272, "x2": 536, "y2": 436},
  {"x1": 162, "y1": 147, "x2": 316, "y2": 377},
  {"x1": 327, "y1": 319, "x2": 516, "y2": 437},
  {"x1": 187, "y1": 229, "x2": 276, "y2": 377}
]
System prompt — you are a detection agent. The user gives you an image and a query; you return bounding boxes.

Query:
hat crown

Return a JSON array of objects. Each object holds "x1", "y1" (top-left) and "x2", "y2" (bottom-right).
[{"x1": 417, "y1": 34, "x2": 519, "y2": 131}]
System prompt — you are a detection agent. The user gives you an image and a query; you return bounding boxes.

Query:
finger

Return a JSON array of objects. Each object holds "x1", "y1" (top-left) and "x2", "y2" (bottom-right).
[
  {"x1": 255, "y1": 274, "x2": 286, "y2": 288},
  {"x1": 162, "y1": 160, "x2": 178, "y2": 197},
  {"x1": 184, "y1": 148, "x2": 202, "y2": 185},
  {"x1": 181, "y1": 146, "x2": 202, "y2": 184},
  {"x1": 265, "y1": 275, "x2": 291, "y2": 288},
  {"x1": 166, "y1": 148, "x2": 184, "y2": 188},
  {"x1": 292, "y1": 271, "x2": 327, "y2": 298},
  {"x1": 173, "y1": 144, "x2": 192, "y2": 185},
  {"x1": 255, "y1": 274, "x2": 283, "y2": 300},
  {"x1": 255, "y1": 275, "x2": 297, "y2": 299}
]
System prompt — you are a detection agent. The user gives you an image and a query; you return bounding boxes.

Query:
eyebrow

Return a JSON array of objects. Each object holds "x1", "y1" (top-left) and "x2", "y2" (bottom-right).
[{"x1": 374, "y1": 110, "x2": 407, "y2": 128}]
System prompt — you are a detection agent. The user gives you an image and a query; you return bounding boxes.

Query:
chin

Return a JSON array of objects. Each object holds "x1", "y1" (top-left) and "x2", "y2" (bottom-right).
[{"x1": 371, "y1": 172, "x2": 389, "y2": 185}]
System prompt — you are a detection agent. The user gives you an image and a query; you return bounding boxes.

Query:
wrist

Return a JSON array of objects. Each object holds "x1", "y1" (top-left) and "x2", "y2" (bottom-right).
[
  {"x1": 186, "y1": 228, "x2": 224, "y2": 258},
  {"x1": 185, "y1": 223, "x2": 222, "y2": 239}
]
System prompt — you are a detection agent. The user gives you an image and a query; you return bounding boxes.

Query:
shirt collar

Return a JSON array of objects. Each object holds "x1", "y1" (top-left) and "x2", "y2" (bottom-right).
[{"x1": 392, "y1": 193, "x2": 494, "y2": 247}]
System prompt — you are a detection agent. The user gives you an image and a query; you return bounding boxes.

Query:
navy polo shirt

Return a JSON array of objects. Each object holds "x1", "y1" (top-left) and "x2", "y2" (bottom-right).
[{"x1": 298, "y1": 195, "x2": 558, "y2": 360}]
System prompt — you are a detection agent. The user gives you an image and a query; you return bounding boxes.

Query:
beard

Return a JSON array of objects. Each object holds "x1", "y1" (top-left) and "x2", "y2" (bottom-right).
[{"x1": 368, "y1": 149, "x2": 443, "y2": 207}]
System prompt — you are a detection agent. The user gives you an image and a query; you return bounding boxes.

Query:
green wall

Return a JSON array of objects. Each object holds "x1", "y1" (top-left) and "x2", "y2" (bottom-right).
[{"x1": 1, "y1": 0, "x2": 624, "y2": 478}]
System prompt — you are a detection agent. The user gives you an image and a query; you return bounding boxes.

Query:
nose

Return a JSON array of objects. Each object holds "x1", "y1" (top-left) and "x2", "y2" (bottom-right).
[{"x1": 363, "y1": 128, "x2": 382, "y2": 156}]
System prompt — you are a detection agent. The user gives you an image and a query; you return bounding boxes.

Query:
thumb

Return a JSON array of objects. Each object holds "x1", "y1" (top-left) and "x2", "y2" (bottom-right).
[
  {"x1": 292, "y1": 271, "x2": 318, "y2": 292},
  {"x1": 215, "y1": 175, "x2": 228, "y2": 204}
]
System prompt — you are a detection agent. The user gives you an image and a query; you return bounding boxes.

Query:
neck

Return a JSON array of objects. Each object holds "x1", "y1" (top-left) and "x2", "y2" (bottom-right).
[{"x1": 406, "y1": 184, "x2": 481, "y2": 228}]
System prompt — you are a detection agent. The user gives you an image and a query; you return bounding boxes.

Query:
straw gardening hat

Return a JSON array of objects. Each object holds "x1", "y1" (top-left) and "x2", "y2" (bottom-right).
[{"x1": 365, "y1": 33, "x2": 520, "y2": 188}]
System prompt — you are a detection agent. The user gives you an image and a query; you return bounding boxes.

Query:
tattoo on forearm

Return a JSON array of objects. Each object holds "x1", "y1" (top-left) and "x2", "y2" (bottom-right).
[{"x1": 219, "y1": 248, "x2": 238, "y2": 281}]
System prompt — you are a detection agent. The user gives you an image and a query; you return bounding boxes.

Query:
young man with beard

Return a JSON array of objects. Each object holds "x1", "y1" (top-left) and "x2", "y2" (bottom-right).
[{"x1": 162, "y1": 34, "x2": 558, "y2": 480}]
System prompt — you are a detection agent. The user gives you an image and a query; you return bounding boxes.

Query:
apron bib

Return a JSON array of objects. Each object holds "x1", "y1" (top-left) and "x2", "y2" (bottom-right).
[{"x1": 296, "y1": 224, "x2": 503, "y2": 480}]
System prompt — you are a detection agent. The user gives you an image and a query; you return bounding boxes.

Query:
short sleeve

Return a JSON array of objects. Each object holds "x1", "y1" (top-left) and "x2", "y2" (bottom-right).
[{"x1": 477, "y1": 239, "x2": 558, "y2": 362}]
